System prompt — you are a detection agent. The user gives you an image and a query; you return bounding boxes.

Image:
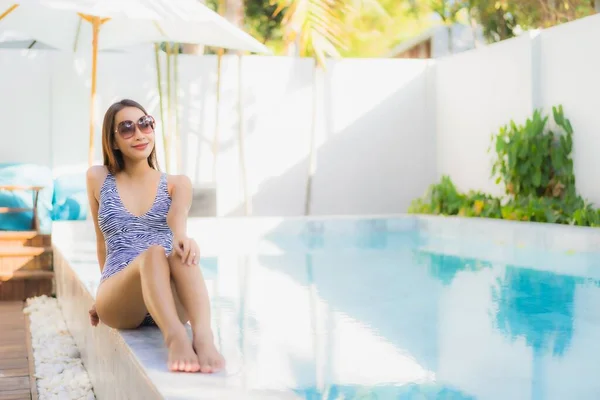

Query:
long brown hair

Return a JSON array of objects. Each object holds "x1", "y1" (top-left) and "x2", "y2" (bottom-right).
[{"x1": 101, "y1": 99, "x2": 159, "y2": 174}]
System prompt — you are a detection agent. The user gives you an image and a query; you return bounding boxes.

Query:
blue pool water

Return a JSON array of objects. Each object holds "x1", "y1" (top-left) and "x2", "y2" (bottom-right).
[{"x1": 202, "y1": 225, "x2": 600, "y2": 400}]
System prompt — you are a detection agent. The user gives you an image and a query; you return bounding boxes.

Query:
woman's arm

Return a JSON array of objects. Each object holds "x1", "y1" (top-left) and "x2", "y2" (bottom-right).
[
  {"x1": 86, "y1": 166, "x2": 107, "y2": 272},
  {"x1": 167, "y1": 175, "x2": 198, "y2": 265},
  {"x1": 167, "y1": 175, "x2": 192, "y2": 237}
]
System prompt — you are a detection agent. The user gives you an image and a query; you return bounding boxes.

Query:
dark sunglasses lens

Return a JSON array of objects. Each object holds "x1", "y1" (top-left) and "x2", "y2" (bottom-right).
[
  {"x1": 138, "y1": 116, "x2": 154, "y2": 133},
  {"x1": 118, "y1": 121, "x2": 136, "y2": 137}
]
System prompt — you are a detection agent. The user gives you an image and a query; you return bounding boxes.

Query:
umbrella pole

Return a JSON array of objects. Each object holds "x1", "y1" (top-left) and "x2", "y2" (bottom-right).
[
  {"x1": 154, "y1": 44, "x2": 169, "y2": 171},
  {"x1": 0, "y1": 5, "x2": 18, "y2": 21},
  {"x1": 237, "y1": 54, "x2": 251, "y2": 216},
  {"x1": 212, "y1": 49, "x2": 223, "y2": 183},
  {"x1": 88, "y1": 17, "x2": 100, "y2": 167},
  {"x1": 78, "y1": 14, "x2": 109, "y2": 166},
  {"x1": 173, "y1": 43, "x2": 181, "y2": 174},
  {"x1": 166, "y1": 42, "x2": 173, "y2": 173}
]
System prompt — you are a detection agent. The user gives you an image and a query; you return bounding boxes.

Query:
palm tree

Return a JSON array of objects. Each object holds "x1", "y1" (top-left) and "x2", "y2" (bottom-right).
[{"x1": 273, "y1": 0, "x2": 387, "y2": 65}]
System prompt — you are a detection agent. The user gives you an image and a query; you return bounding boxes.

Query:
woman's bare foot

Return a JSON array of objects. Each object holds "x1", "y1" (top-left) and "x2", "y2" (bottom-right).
[
  {"x1": 165, "y1": 328, "x2": 201, "y2": 372},
  {"x1": 192, "y1": 330, "x2": 226, "y2": 373}
]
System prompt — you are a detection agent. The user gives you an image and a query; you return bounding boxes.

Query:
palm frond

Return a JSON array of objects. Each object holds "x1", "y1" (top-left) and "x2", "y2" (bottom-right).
[{"x1": 274, "y1": 0, "x2": 350, "y2": 66}]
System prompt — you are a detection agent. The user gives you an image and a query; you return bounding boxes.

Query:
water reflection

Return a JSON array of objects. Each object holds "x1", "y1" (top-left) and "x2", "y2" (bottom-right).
[
  {"x1": 293, "y1": 382, "x2": 475, "y2": 399},
  {"x1": 413, "y1": 250, "x2": 492, "y2": 286},
  {"x1": 492, "y1": 266, "x2": 578, "y2": 357},
  {"x1": 491, "y1": 267, "x2": 581, "y2": 400},
  {"x1": 206, "y1": 232, "x2": 600, "y2": 399}
]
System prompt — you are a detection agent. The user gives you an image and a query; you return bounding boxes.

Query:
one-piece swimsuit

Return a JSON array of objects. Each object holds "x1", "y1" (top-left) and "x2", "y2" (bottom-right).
[{"x1": 97, "y1": 172, "x2": 173, "y2": 326}]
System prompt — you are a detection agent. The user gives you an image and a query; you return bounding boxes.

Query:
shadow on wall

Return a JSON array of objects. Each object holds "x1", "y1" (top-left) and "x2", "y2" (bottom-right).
[
  {"x1": 227, "y1": 67, "x2": 435, "y2": 217},
  {"x1": 179, "y1": 55, "x2": 213, "y2": 184},
  {"x1": 191, "y1": 56, "x2": 316, "y2": 193}
]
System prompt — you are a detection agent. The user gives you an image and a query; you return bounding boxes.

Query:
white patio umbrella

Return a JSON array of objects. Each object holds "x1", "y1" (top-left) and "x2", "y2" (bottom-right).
[{"x1": 0, "y1": 0, "x2": 270, "y2": 166}]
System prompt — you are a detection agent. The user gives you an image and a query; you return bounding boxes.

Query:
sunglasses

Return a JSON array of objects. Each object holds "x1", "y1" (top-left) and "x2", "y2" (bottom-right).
[{"x1": 115, "y1": 115, "x2": 155, "y2": 139}]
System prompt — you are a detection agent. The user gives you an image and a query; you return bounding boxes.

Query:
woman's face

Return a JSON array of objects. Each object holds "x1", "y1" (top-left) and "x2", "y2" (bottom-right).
[{"x1": 113, "y1": 106, "x2": 155, "y2": 162}]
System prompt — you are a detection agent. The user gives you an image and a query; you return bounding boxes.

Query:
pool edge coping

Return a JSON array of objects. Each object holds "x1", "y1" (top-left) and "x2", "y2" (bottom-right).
[{"x1": 53, "y1": 245, "x2": 164, "y2": 400}]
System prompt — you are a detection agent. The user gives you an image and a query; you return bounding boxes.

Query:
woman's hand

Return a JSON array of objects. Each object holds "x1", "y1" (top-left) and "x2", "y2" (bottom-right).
[
  {"x1": 173, "y1": 234, "x2": 200, "y2": 266},
  {"x1": 89, "y1": 303, "x2": 99, "y2": 327}
]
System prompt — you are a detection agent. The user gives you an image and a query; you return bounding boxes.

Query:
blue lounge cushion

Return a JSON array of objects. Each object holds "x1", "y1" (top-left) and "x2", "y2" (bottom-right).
[
  {"x1": 0, "y1": 163, "x2": 54, "y2": 233},
  {"x1": 52, "y1": 173, "x2": 88, "y2": 221}
]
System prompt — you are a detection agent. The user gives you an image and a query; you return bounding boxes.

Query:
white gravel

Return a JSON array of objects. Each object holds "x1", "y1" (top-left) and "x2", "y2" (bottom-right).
[{"x1": 24, "y1": 295, "x2": 96, "y2": 400}]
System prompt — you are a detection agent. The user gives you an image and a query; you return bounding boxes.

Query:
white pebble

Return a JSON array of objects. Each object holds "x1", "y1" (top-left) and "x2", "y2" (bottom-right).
[{"x1": 24, "y1": 295, "x2": 96, "y2": 400}]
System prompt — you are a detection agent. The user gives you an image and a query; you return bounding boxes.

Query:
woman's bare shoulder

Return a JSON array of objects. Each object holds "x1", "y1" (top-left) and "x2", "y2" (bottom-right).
[
  {"x1": 86, "y1": 165, "x2": 109, "y2": 191},
  {"x1": 166, "y1": 174, "x2": 191, "y2": 186},
  {"x1": 166, "y1": 174, "x2": 192, "y2": 194}
]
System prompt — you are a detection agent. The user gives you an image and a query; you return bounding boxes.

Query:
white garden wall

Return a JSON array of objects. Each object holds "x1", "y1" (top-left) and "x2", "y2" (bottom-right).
[
  {"x1": 434, "y1": 32, "x2": 537, "y2": 196},
  {"x1": 0, "y1": 48, "x2": 435, "y2": 216},
  {"x1": 1, "y1": 13, "x2": 599, "y2": 216},
  {"x1": 435, "y1": 14, "x2": 600, "y2": 204},
  {"x1": 537, "y1": 15, "x2": 600, "y2": 206}
]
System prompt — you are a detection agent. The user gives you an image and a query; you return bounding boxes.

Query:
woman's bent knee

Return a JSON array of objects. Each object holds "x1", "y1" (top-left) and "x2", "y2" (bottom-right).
[
  {"x1": 146, "y1": 245, "x2": 167, "y2": 258},
  {"x1": 141, "y1": 245, "x2": 168, "y2": 266},
  {"x1": 138, "y1": 245, "x2": 170, "y2": 276}
]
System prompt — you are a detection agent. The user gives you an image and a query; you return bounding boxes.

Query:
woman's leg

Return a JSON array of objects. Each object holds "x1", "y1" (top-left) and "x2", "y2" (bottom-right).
[
  {"x1": 167, "y1": 252, "x2": 225, "y2": 373},
  {"x1": 95, "y1": 245, "x2": 199, "y2": 372}
]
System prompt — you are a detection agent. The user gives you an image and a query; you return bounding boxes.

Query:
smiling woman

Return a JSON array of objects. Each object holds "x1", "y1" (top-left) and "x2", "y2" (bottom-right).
[{"x1": 85, "y1": 99, "x2": 225, "y2": 373}]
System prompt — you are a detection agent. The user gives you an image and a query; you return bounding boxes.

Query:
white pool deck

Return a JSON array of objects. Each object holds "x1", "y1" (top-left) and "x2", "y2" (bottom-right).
[{"x1": 51, "y1": 215, "x2": 600, "y2": 399}]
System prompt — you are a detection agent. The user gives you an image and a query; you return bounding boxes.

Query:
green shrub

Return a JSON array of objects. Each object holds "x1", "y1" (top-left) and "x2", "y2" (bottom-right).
[
  {"x1": 408, "y1": 178, "x2": 502, "y2": 219},
  {"x1": 408, "y1": 105, "x2": 600, "y2": 227},
  {"x1": 500, "y1": 195, "x2": 567, "y2": 223},
  {"x1": 460, "y1": 190, "x2": 503, "y2": 219},
  {"x1": 408, "y1": 176, "x2": 464, "y2": 215},
  {"x1": 498, "y1": 195, "x2": 594, "y2": 225},
  {"x1": 490, "y1": 105, "x2": 575, "y2": 199}
]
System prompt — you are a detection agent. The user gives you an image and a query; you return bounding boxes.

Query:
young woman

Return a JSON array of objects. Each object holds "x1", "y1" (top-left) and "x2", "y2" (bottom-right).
[{"x1": 85, "y1": 99, "x2": 224, "y2": 373}]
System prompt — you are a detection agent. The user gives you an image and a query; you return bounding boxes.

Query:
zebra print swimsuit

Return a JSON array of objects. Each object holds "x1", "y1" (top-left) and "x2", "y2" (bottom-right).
[
  {"x1": 98, "y1": 171, "x2": 174, "y2": 283},
  {"x1": 97, "y1": 172, "x2": 173, "y2": 327}
]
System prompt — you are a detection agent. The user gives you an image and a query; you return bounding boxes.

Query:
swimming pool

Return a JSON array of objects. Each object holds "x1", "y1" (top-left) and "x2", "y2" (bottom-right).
[{"x1": 53, "y1": 216, "x2": 600, "y2": 399}]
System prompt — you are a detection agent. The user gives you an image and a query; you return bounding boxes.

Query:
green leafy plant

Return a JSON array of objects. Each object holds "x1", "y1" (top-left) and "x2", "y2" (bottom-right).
[
  {"x1": 500, "y1": 195, "x2": 566, "y2": 223},
  {"x1": 459, "y1": 190, "x2": 502, "y2": 219},
  {"x1": 490, "y1": 105, "x2": 575, "y2": 199},
  {"x1": 408, "y1": 177, "x2": 502, "y2": 219},
  {"x1": 409, "y1": 105, "x2": 600, "y2": 227},
  {"x1": 408, "y1": 176, "x2": 465, "y2": 215},
  {"x1": 570, "y1": 198, "x2": 600, "y2": 227}
]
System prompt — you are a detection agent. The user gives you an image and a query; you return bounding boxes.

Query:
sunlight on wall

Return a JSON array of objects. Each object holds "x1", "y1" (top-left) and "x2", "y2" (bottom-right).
[{"x1": 2, "y1": 14, "x2": 599, "y2": 217}]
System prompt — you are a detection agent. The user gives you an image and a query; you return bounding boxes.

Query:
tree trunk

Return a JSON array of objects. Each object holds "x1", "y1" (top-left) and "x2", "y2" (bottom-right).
[
  {"x1": 496, "y1": 9, "x2": 509, "y2": 40},
  {"x1": 181, "y1": 0, "x2": 206, "y2": 54},
  {"x1": 181, "y1": 43, "x2": 204, "y2": 55},
  {"x1": 225, "y1": 0, "x2": 244, "y2": 26},
  {"x1": 225, "y1": 0, "x2": 245, "y2": 54},
  {"x1": 468, "y1": 9, "x2": 479, "y2": 48},
  {"x1": 447, "y1": 24, "x2": 453, "y2": 54}
]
